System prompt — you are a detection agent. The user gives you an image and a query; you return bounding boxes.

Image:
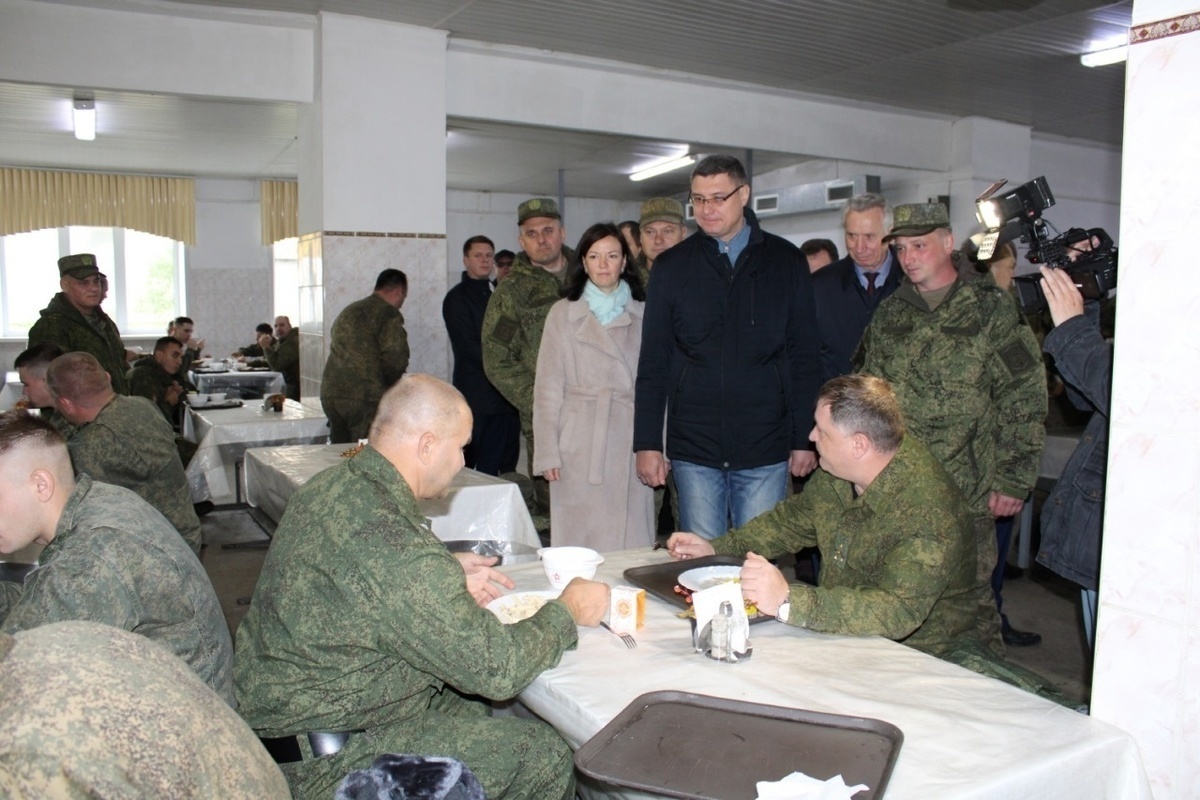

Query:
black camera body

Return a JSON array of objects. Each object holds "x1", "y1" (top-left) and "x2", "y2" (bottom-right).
[{"x1": 974, "y1": 177, "x2": 1119, "y2": 315}]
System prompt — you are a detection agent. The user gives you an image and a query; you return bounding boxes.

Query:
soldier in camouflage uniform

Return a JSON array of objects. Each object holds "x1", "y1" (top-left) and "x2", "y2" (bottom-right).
[
  {"x1": 0, "y1": 621, "x2": 290, "y2": 798},
  {"x1": 482, "y1": 198, "x2": 577, "y2": 515},
  {"x1": 27, "y1": 254, "x2": 130, "y2": 395},
  {"x1": 127, "y1": 336, "x2": 195, "y2": 426},
  {"x1": 260, "y1": 315, "x2": 301, "y2": 401},
  {"x1": 236, "y1": 375, "x2": 609, "y2": 799},
  {"x1": 0, "y1": 412, "x2": 233, "y2": 705},
  {"x1": 669, "y1": 375, "x2": 997, "y2": 659},
  {"x1": 634, "y1": 196, "x2": 688, "y2": 292},
  {"x1": 854, "y1": 203, "x2": 1046, "y2": 645},
  {"x1": 47, "y1": 352, "x2": 202, "y2": 553},
  {"x1": 320, "y1": 271, "x2": 410, "y2": 443}
]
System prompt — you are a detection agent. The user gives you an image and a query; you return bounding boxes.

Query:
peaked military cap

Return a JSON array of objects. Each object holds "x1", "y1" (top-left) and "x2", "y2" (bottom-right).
[
  {"x1": 58, "y1": 253, "x2": 101, "y2": 279},
  {"x1": 517, "y1": 197, "x2": 561, "y2": 224},
  {"x1": 884, "y1": 203, "x2": 950, "y2": 242},
  {"x1": 639, "y1": 197, "x2": 685, "y2": 226}
]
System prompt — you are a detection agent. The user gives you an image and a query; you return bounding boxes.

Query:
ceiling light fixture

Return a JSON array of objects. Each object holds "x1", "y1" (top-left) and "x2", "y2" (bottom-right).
[
  {"x1": 630, "y1": 155, "x2": 696, "y2": 182},
  {"x1": 73, "y1": 96, "x2": 96, "y2": 141},
  {"x1": 1080, "y1": 45, "x2": 1127, "y2": 67}
]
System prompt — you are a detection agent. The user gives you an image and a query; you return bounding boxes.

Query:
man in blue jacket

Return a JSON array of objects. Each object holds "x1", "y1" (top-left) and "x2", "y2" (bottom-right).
[{"x1": 634, "y1": 155, "x2": 823, "y2": 539}]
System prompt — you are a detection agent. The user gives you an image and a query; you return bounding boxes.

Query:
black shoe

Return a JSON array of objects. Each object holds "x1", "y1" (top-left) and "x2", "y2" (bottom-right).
[
  {"x1": 193, "y1": 500, "x2": 215, "y2": 517},
  {"x1": 1002, "y1": 624, "x2": 1042, "y2": 647}
]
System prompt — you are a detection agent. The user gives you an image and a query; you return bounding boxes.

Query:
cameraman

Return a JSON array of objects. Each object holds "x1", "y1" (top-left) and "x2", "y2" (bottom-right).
[{"x1": 1036, "y1": 261, "x2": 1111, "y2": 648}]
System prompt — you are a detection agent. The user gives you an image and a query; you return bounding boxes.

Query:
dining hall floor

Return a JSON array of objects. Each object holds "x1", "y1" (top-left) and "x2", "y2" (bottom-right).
[{"x1": 199, "y1": 484, "x2": 1093, "y2": 710}]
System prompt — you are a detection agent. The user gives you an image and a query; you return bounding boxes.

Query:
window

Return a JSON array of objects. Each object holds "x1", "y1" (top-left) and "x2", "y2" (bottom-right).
[
  {"x1": 272, "y1": 237, "x2": 300, "y2": 324},
  {"x1": 0, "y1": 226, "x2": 186, "y2": 338}
]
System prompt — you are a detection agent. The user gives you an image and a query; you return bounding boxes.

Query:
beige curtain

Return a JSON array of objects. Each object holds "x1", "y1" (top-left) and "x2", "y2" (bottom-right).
[
  {"x1": 261, "y1": 180, "x2": 298, "y2": 245},
  {"x1": 0, "y1": 168, "x2": 195, "y2": 245}
]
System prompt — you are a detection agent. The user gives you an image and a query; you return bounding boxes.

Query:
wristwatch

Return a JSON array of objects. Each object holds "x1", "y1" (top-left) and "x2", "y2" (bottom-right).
[{"x1": 776, "y1": 601, "x2": 791, "y2": 623}]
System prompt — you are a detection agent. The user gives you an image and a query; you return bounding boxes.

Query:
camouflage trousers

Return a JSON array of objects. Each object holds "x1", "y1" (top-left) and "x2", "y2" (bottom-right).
[
  {"x1": 281, "y1": 689, "x2": 574, "y2": 800},
  {"x1": 322, "y1": 396, "x2": 378, "y2": 445}
]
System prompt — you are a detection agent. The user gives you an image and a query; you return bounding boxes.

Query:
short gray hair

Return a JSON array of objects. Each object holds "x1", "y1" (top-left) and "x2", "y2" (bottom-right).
[
  {"x1": 818, "y1": 374, "x2": 904, "y2": 454},
  {"x1": 843, "y1": 193, "x2": 892, "y2": 233}
]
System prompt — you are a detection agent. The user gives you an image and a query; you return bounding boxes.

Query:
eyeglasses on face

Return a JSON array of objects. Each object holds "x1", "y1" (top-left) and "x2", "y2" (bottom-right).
[{"x1": 689, "y1": 185, "x2": 745, "y2": 209}]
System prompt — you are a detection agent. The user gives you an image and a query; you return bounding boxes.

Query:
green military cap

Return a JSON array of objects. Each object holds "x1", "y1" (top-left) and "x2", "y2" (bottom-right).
[
  {"x1": 884, "y1": 203, "x2": 950, "y2": 242},
  {"x1": 639, "y1": 197, "x2": 685, "y2": 226},
  {"x1": 517, "y1": 197, "x2": 561, "y2": 224},
  {"x1": 58, "y1": 253, "x2": 101, "y2": 279}
]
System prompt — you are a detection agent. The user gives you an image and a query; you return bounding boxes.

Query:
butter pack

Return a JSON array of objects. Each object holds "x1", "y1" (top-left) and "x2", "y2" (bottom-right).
[{"x1": 607, "y1": 585, "x2": 645, "y2": 635}]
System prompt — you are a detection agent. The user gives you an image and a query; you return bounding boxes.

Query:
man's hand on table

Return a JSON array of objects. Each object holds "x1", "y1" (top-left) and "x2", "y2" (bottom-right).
[
  {"x1": 455, "y1": 553, "x2": 515, "y2": 607},
  {"x1": 558, "y1": 578, "x2": 610, "y2": 627},
  {"x1": 739, "y1": 552, "x2": 790, "y2": 617},
  {"x1": 666, "y1": 532, "x2": 715, "y2": 560}
]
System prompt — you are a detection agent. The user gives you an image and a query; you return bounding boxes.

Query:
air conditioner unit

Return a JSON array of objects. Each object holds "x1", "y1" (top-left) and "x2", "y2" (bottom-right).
[{"x1": 749, "y1": 176, "x2": 881, "y2": 218}]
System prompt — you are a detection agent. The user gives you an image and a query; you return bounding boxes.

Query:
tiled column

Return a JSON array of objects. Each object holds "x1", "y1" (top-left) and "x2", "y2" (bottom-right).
[
  {"x1": 296, "y1": 14, "x2": 449, "y2": 400},
  {"x1": 1093, "y1": 4, "x2": 1200, "y2": 795}
]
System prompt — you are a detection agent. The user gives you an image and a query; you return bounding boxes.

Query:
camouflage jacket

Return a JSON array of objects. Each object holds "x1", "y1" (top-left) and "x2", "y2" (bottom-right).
[
  {"x1": 234, "y1": 446, "x2": 576, "y2": 790},
  {"x1": 27, "y1": 293, "x2": 129, "y2": 394},
  {"x1": 127, "y1": 356, "x2": 193, "y2": 426},
  {"x1": 320, "y1": 294, "x2": 409, "y2": 407},
  {"x1": 633, "y1": 253, "x2": 651, "y2": 296},
  {"x1": 855, "y1": 275, "x2": 1046, "y2": 510},
  {"x1": 66, "y1": 394, "x2": 202, "y2": 553},
  {"x1": 0, "y1": 476, "x2": 233, "y2": 704},
  {"x1": 265, "y1": 326, "x2": 301, "y2": 400},
  {"x1": 481, "y1": 247, "x2": 577, "y2": 434},
  {"x1": 0, "y1": 621, "x2": 290, "y2": 799},
  {"x1": 713, "y1": 436, "x2": 999, "y2": 658}
]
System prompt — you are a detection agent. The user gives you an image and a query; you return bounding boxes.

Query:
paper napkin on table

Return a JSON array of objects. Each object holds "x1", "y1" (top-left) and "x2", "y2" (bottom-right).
[
  {"x1": 691, "y1": 581, "x2": 750, "y2": 654},
  {"x1": 756, "y1": 771, "x2": 869, "y2": 800}
]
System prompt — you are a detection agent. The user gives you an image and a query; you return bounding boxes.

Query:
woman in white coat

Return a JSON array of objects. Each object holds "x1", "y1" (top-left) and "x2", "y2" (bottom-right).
[{"x1": 533, "y1": 222, "x2": 655, "y2": 550}]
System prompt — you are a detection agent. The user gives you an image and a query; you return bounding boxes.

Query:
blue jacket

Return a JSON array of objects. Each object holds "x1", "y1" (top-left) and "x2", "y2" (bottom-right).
[
  {"x1": 1038, "y1": 307, "x2": 1111, "y2": 591},
  {"x1": 812, "y1": 251, "x2": 902, "y2": 381},
  {"x1": 633, "y1": 208, "x2": 822, "y2": 470}
]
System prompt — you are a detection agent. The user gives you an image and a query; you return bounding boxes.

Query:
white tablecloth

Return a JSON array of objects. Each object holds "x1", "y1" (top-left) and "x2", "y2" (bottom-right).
[
  {"x1": 243, "y1": 443, "x2": 540, "y2": 550},
  {"x1": 0, "y1": 371, "x2": 23, "y2": 411},
  {"x1": 183, "y1": 399, "x2": 329, "y2": 504},
  {"x1": 502, "y1": 549, "x2": 1150, "y2": 800},
  {"x1": 188, "y1": 368, "x2": 285, "y2": 398}
]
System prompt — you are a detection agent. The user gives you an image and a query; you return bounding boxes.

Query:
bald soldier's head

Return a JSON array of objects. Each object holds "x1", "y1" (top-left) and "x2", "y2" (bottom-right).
[
  {"x1": 369, "y1": 374, "x2": 472, "y2": 501},
  {"x1": 45, "y1": 352, "x2": 116, "y2": 426},
  {"x1": 0, "y1": 411, "x2": 76, "y2": 554}
]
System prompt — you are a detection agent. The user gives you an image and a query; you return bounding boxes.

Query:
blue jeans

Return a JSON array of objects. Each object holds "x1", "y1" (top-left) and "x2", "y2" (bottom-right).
[{"x1": 672, "y1": 460, "x2": 789, "y2": 540}]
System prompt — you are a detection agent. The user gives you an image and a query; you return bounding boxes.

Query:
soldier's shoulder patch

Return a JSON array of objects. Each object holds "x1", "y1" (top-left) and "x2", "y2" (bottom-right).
[
  {"x1": 997, "y1": 340, "x2": 1037, "y2": 374},
  {"x1": 491, "y1": 316, "x2": 520, "y2": 345}
]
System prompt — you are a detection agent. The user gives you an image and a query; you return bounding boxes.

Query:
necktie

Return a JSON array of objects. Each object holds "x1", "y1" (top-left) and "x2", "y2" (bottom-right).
[{"x1": 865, "y1": 271, "x2": 878, "y2": 297}]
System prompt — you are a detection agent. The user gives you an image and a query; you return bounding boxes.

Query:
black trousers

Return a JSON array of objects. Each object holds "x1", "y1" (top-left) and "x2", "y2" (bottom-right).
[{"x1": 465, "y1": 411, "x2": 520, "y2": 476}]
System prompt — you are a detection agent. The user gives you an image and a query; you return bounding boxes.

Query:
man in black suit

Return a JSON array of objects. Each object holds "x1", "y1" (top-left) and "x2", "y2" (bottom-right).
[{"x1": 812, "y1": 193, "x2": 902, "y2": 381}]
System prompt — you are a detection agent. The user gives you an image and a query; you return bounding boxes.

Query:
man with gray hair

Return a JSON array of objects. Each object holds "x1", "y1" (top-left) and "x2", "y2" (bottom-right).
[{"x1": 811, "y1": 193, "x2": 902, "y2": 381}]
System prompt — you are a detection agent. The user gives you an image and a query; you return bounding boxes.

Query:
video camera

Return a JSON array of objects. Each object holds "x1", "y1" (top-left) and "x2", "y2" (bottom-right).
[{"x1": 972, "y1": 176, "x2": 1118, "y2": 315}]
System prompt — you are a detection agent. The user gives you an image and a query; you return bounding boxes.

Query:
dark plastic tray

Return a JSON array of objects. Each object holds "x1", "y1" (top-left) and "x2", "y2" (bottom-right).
[
  {"x1": 623, "y1": 554, "x2": 772, "y2": 624},
  {"x1": 574, "y1": 691, "x2": 902, "y2": 800}
]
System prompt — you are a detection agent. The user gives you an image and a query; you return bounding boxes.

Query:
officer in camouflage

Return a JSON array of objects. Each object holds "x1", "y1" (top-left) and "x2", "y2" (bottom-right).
[
  {"x1": 668, "y1": 375, "x2": 997, "y2": 660},
  {"x1": 482, "y1": 198, "x2": 578, "y2": 513},
  {"x1": 320, "y1": 270, "x2": 410, "y2": 443},
  {"x1": 259, "y1": 315, "x2": 301, "y2": 401},
  {"x1": 47, "y1": 352, "x2": 202, "y2": 553},
  {"x1": 27, "y1": 254, "x2": 130, "y2": 395},
  {"x1": 0, "y1": 411, "x2": 233, "y2": 705},
  {"x1": 854, "y1": 203, "x2": 1045, "y2": 630},
  {"x1": 235, "y1": 374, "x2": 609, "y2": 800},
  {"x1": 0, "y1": 621, "x2": 290, "y2": 799},
  {"x1": 127, "y1": 336, "x2": 195, "y2": 427},
  {"x1": 634, "y1": 196, "x2": 688, "y2": 291}
]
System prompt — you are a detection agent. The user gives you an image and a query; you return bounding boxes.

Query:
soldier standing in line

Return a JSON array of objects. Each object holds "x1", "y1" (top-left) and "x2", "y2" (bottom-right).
[
  {"x1": 27, "y1": 254, "x2": 130, "y2": 395},
  {"x1": 482, "y1": 198, "x2": 578, "y2": 518},
  {"x1": 320, "y1": 270, "x2": 409, "y2": 444}
]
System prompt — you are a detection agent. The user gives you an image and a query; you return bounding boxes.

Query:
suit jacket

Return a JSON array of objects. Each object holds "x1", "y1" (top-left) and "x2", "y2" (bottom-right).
[{"x1": 812, "y1": 251, "x2": 902, "y2": 381}]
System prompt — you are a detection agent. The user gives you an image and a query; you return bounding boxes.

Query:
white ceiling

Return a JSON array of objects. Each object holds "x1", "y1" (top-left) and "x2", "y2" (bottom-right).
[{"x1": 0, "y1": 0, "x2": 1131, "y2": 200}]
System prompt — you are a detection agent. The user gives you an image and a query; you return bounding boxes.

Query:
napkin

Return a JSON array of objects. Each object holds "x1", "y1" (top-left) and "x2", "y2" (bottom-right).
[
  {"x1": 691, "y1": 581, "x2": 750, "y2": 656},
  {"x1": 756, "y1": 771, "x2": 868, "y2": 800}
]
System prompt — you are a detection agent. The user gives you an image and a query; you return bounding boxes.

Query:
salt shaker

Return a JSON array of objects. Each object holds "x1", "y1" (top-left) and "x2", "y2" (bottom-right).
[{"x1": 709, "y1": 600, "x2": 733, "y2": 662}]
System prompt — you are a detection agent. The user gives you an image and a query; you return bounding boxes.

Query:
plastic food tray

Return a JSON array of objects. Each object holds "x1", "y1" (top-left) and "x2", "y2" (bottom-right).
[
  {"x1": 623, "y1": 554, "x2": 772, "y2": 624},
  {"x1": 574, "y1": 691, "x2": 902, "y2": 799}
]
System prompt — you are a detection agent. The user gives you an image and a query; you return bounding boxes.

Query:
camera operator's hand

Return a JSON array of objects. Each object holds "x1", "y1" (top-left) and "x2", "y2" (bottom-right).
[{"x1": 1039, "y1": 266, "x2": 1084, "y2": 327}]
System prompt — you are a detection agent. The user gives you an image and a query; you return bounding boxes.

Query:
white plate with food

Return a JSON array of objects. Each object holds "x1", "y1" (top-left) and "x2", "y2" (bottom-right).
[
  {"x1": 677, "y1": 565, "x2": 742, "y2": 592},
  {"x1": 487, "y1": 591, "x2": 561, "y2": 624}
]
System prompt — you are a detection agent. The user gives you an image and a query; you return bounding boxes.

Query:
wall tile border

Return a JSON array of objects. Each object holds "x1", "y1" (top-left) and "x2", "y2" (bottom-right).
[
  {"x1": 319, "y1": 230, "x2": 447, "y2": 239},
  {"x1": 1132, "y1": 13, "x2": 1200, "y2": 46}
]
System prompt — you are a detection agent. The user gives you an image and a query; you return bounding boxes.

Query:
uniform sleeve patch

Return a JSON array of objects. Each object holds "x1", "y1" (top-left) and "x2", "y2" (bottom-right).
[
  {"x1": 998, "y1": 340, "x2": 1037, "y2": 375},
  {"x1": 491, "y1": 316, "x2": 519, "y2": 345}
]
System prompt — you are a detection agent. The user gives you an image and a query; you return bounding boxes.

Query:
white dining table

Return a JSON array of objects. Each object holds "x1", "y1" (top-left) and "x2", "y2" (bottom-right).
[
  {"x1": 501, "y1": 548, "x2": 1150, "y2": 800},
  {"x1": 188, "y1": 367, "x2": 285, "y2": 398},
  {"x1": 242, "y1": 443, "x2": 541, "y2": 550},
  {"x1": 182, "y1": 398, "x2": 329, "y2": 504}
]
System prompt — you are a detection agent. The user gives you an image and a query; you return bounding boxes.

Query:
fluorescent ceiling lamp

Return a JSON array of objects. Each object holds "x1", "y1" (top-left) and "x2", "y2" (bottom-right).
[
  {"x1": 1080, "y1": 45, "x2": 1127, "y2": 67},
  {"x1": 73, "y1": 98, "x2": 95, "y2": 141},
  {"x1": 630, "y1": 155, "x2": 695, "y2": 182}
]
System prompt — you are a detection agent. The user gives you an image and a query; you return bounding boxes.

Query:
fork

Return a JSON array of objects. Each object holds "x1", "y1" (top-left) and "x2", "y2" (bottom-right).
[{"x1": 599, "y1": 621, "x2": 637, "y2": 649}]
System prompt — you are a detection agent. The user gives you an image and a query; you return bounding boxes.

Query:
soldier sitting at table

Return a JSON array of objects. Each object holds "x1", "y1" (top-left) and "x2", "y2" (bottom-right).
[
  {"x1": 668, "y1": 374, "x2": 1061, "y2": 700},
  {"x1": 235, "y1": 374, "x2": 609, "y2": 800},
  {"x1": 234, "y1": 322, "x2": 275, "y2": 361},
  {"x1": 47, "y1": 352, "x2": 202, "y2": 554},
  {"x1": 127, "y1": 336, "x2": 196, "y2": 428},
  {"x1": 0, "y1": 410, "x2": 233, "y2": 704},
  {"x1": 13, "y1": 342, "x2": 64, "y2": 418}
]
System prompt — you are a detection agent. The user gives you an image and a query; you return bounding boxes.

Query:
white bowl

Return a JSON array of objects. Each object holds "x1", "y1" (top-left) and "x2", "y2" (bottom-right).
[
  {"x1": 538, "y1": 546, "x2": 603, "y2": 590},
  {"x1": 208, "y1": 392, "x2": 226, "y2": 404},
  {"x1": 186, "y1": 393, "x2": 210, "y2": 407}
]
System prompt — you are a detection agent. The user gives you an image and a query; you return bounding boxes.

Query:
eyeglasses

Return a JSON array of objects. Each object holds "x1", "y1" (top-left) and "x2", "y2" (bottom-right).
[{"x1": 689, "y1": 185, "x2": 745, "y2": 209}]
